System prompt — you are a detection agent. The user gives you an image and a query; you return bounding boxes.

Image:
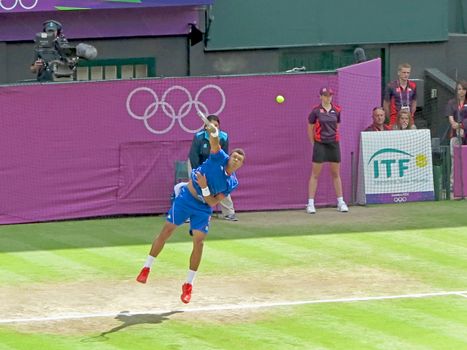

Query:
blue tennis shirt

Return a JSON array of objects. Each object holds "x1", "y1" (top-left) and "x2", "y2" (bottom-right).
[{"x1": 191, "y1": 148, "x2": 239, "y2": 203}]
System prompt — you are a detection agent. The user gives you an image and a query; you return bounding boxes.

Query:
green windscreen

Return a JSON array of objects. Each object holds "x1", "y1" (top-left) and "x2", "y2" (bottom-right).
[{"x1": 208, "y1": 0, "x2": 448, "y2": 50}]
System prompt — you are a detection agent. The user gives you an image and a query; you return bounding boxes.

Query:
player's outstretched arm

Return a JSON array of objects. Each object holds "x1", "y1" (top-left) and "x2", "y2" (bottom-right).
[{"x1": 195, "y1": 172, "x2": 225, "y2": 207}]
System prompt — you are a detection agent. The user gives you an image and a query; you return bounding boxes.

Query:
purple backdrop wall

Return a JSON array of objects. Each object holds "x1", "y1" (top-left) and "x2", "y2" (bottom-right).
[
  {"x1": 337, "y1": 59, "x2": 382, "y2": 203},
  {"x1": 0, "y1": 59, "x2": 381, "y2": 224}
]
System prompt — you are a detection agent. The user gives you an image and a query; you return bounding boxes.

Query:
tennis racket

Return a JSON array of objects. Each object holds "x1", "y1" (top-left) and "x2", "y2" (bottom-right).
[
  {"x1": 197, "y1": 111, "x2": 219, "y2": 137},
  {"x1": 197, "y1": 111, "x2": 210, "y2": 126}
]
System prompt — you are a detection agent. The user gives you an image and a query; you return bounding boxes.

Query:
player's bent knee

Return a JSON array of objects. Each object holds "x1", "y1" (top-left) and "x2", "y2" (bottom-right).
[{"x1": 191, "y1": 230, "x2": 206, "y2": 243}]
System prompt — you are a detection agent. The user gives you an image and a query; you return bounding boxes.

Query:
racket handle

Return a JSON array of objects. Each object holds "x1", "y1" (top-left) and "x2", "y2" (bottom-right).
[{"x1": 198, "y1": 112, "x2": 210, "y2": 126}]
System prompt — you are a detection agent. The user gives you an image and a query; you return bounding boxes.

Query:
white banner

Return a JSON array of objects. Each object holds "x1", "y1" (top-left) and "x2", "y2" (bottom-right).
[{"x1": 358, "y1": 130, "x2": 434, "y2": 204}]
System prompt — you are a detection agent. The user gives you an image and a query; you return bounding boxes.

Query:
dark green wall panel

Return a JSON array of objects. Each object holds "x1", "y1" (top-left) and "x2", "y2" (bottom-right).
[
  {"x1": 449, "y1": 0, "x2": 467, "y2": 33},
  {"x1": 208, "y1": 0, "x2": 448, "y2": 50}
]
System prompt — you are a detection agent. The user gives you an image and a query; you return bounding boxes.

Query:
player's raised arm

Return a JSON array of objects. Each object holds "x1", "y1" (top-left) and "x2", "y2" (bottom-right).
[
  {"x1": 197, "y1": 111, "x2": 221, "y2": 153},
  {"x1": 206, "y1": 122, "x2": 221, "y2": 153}
]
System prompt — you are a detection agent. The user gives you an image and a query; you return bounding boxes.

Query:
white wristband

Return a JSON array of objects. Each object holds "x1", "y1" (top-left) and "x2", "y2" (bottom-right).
[
  {"x1": 210, "y1": 127, "x2": 219, "y2": 138},
  {"x1": 201, "y1": 187, "x2": 210, "y2": 196}
]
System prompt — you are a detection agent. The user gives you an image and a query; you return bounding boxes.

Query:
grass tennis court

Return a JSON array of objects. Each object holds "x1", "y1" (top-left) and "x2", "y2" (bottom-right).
[{"x1": 1, "y1": 201, "x2": 467, "y2": 349}]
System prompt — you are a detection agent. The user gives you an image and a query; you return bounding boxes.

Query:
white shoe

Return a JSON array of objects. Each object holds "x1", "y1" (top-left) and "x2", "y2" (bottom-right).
[
  {"x1": 306, "y1": 204, "x2": 316, "y2": 214},
  {"x1": 337, "y1": 202, "x2": 349, "y2": 212}
]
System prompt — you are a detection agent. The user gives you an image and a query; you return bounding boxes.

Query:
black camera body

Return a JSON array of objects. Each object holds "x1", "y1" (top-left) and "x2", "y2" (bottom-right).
[
  {"x1": 34, "y1": 34, "x2": 98, "y2": 82},
  {"x1": 34, "y1": 31, "x2": 78, "y2": 80}
]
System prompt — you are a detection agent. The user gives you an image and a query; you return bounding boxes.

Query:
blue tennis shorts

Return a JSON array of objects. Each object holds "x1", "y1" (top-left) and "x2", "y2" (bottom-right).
[{"x1": 166, "y1": 185, "x2": 212, "y2": 234}]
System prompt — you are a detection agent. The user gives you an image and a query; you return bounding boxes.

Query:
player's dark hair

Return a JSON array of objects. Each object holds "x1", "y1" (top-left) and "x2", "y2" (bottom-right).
[
  {"x1": 207, "y1": 114, "x2": 220, "y2": 125},
  {"x1": 231, "y1": 148, "x2": 245, "y2": 160}
]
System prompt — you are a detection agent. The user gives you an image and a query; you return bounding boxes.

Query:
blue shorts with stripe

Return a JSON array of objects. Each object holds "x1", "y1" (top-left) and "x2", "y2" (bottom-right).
[{"x1": 166, "y1": 185, "x2": 212, "y2": 234}]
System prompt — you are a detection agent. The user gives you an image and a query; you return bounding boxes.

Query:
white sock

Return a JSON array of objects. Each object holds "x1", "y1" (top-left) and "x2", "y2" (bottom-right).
[
  {"x1": 308, "y1": 198, "x2": 314, "y2": 206},
  {"x1": 337, "y1": 197, "x2": 345, "y2": 205},
  {"x1": 186, "y1": 269, "x2": 197, "y2": 284},
  {"x1": 143, "y1": 255, "x2": 154, "y2": 268}
]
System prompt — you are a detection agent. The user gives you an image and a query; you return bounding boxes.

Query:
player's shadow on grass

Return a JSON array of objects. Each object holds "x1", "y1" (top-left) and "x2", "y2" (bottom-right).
[{"x1": 82, "y1": 310, "x2": 182, "y2": 342}]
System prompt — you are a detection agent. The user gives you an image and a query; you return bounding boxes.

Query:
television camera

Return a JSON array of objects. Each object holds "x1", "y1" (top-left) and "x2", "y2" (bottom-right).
[{"x1": 34, "y1": 31, "x2": 97, "y2": 81}]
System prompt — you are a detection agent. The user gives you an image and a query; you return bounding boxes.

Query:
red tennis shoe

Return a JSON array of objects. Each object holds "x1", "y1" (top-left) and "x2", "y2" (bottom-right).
[
  {"x1": 136, "y1": 267, "x2": 150, "y2": 284},
  {"x1": 181, "y1": 283, "x2": 192, "y2": 304}
]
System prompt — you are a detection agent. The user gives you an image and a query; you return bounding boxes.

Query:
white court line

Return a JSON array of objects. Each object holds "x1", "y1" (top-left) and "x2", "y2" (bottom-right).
[{"x1": 1, "y1": 290, "x2": 466, "y2": 325}]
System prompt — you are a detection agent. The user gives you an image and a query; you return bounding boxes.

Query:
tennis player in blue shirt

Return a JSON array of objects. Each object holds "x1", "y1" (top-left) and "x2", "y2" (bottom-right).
[{"x1": 136, "y1": 117, "x2": 245, "y2": 304}]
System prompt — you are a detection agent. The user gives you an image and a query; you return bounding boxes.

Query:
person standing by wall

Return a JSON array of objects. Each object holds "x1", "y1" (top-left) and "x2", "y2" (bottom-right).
[
  {"x1": 383, "y1": 63, "x2": 417, "y2": 127},
  {"x1": 306, "y1": 87, "x2": 349, "y2": 214},
  {"x1": 445, "y1": 80, "x2": 467, "y2": 190},
  {"x1": 188, "y1": 114, "x2": 238, "y2": 221}
]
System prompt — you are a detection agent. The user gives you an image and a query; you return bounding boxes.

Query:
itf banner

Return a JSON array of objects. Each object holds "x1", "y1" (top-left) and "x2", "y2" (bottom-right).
[{"x1": 357, "y1": 130, "x2": 435, "y2": 204}]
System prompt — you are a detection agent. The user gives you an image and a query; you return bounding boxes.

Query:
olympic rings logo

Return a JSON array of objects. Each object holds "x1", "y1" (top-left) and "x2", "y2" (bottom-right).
[
  {"x1": 393, "y1": 196, "x2": 408, "y2": 203},
  {"x1": 0, "y1": 0, "x2": 38, "y2": 10},
  {"x1": 126, "y1": 84, "x2": 226, "y2": 135}
]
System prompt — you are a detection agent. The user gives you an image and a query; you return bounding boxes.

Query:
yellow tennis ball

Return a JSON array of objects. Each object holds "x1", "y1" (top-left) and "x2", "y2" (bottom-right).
[
  {"x1": 276, "y1": 95, "x2": 285, "y2": 103},
  {"x1": 415, "y1": 154, "x2": 427, "y2": 167}
]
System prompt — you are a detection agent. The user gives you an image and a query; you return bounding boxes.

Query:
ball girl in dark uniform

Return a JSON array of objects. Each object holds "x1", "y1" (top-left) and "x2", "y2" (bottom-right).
[{"x1": 306, "y1": 87, "x2": 349, "y2": 214}]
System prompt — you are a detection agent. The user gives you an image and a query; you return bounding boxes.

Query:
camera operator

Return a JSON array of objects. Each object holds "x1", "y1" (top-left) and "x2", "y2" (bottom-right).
[
  {"x1": 30, "y1": 20, "x2": 97, "y2": 82},
  {"x1": 30, "y1": 20, "x2": 68, "y2": 82}
]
